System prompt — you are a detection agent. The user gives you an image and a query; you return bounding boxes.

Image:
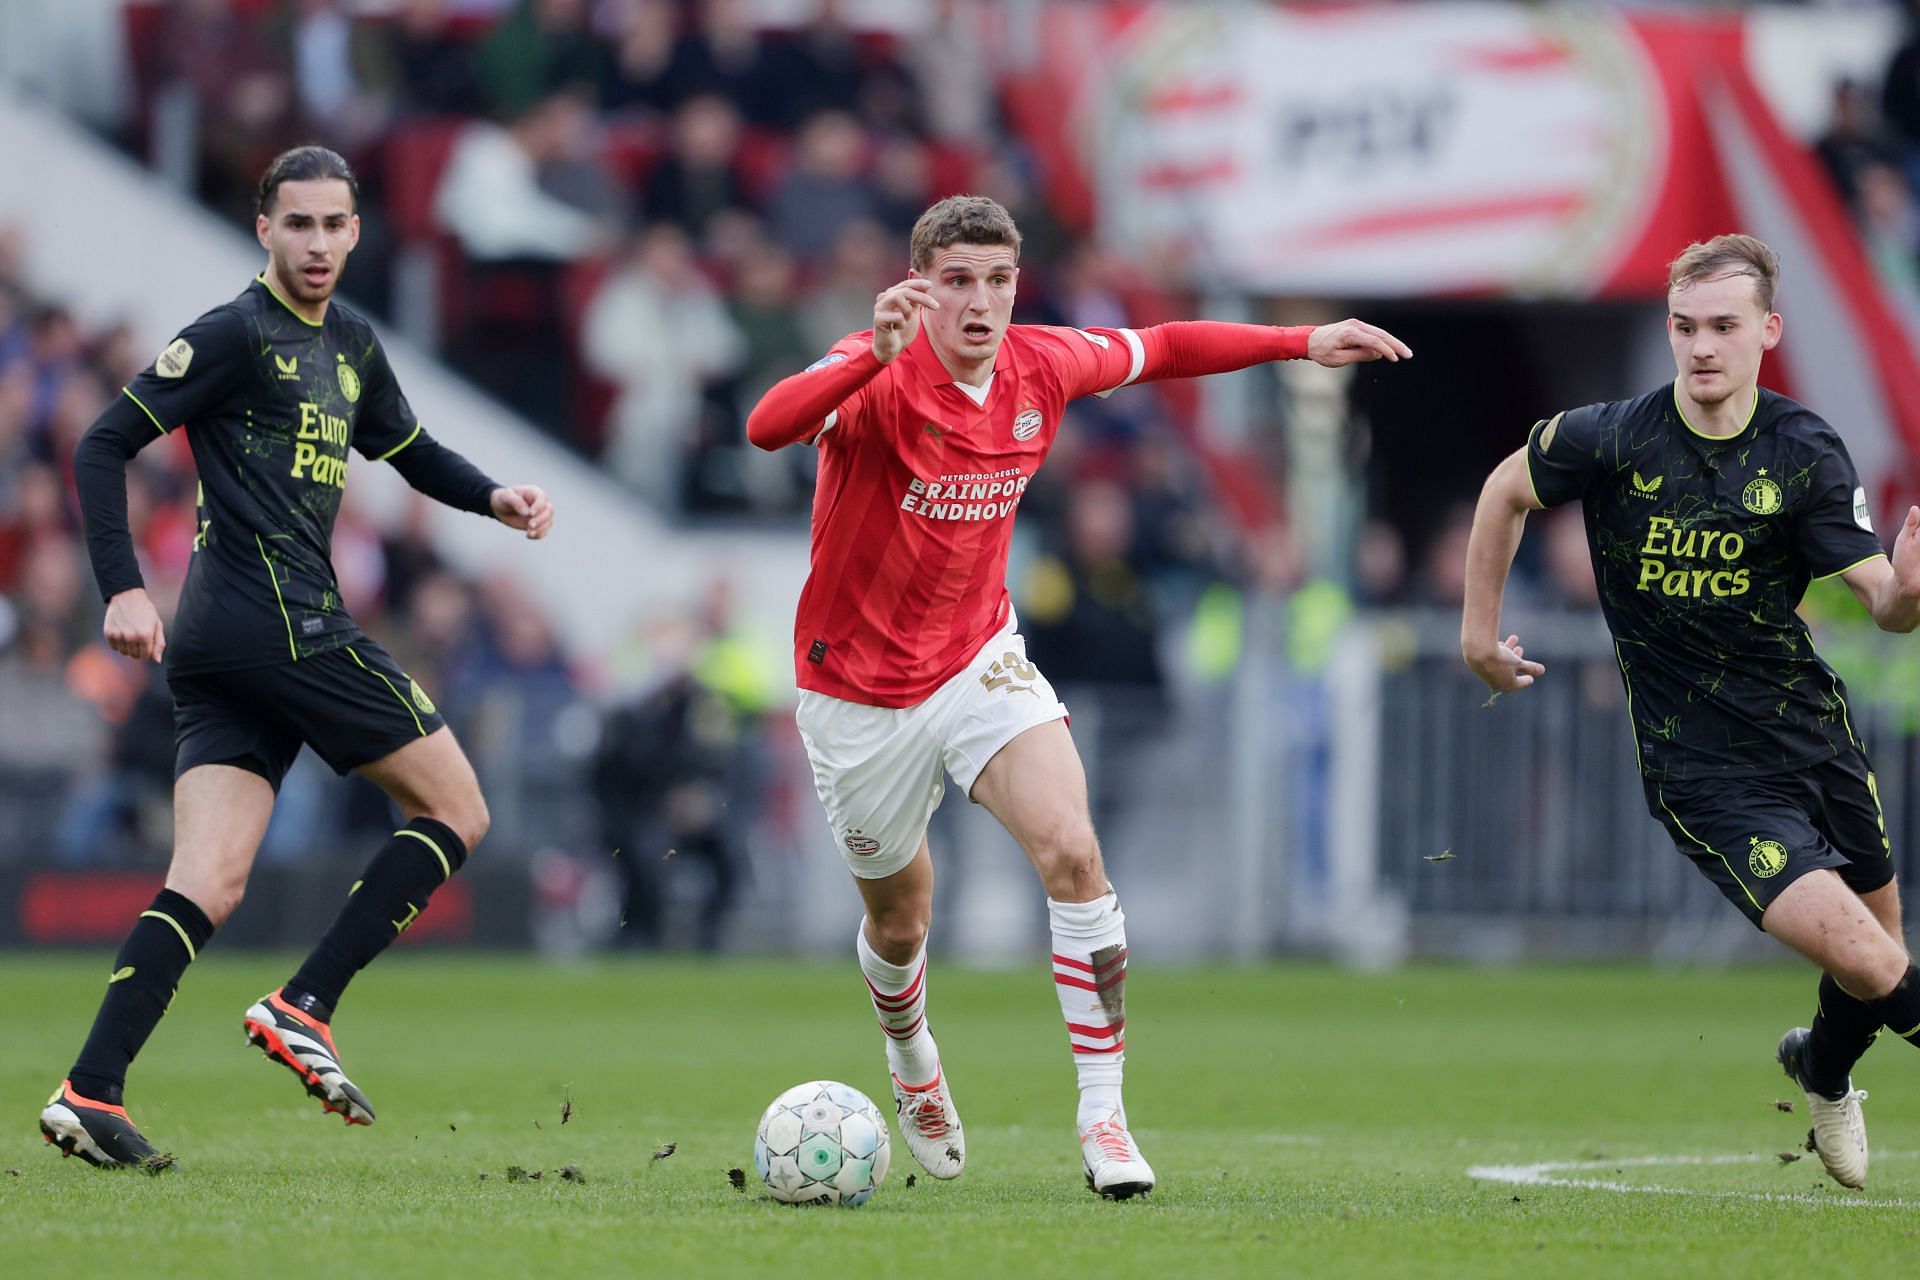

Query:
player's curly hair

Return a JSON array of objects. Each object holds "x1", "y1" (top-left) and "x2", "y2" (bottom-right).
[
  {"x1": 1667, "y1": 234, "x2": 1780, "y2": 313},
  {"x1": 909, "y1": 195, "x2": 1022, "y2": 272},
  {"x1": 257, "y1": 146, "x2": 360, "y2": 217}
]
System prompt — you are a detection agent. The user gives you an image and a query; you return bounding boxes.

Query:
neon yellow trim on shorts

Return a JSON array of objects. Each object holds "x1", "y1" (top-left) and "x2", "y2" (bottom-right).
[
  {"x1": 396, "y1": 827, "x2": 452, "y2": 879},
  {"x1": 139, "y1": 910, "x2": 196, "y2": 961},
  {"x1": 344, "y1": 645, "x2": 426, "y2": 737},
  {"x1": 1657, "y1": 788, "x2": 1762, "y2": 917}
]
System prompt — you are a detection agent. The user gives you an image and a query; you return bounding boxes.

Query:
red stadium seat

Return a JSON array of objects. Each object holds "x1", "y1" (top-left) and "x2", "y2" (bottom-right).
[
  {"x1": 600, "y1": 120, "x2": 665, "y2": 191},
  {"x1": 382, "y1": 118, "x2": 468, "y2": 245},
  {"x1": 734, "y1": 128, "x2": 793, "y2": 207},
  {"x1": 559, "y1": 257, "x2": 619, "y2": 455}
]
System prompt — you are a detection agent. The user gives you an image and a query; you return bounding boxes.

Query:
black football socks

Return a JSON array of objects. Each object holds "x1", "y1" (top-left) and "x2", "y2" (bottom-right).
[
  {"x1": 284, "y1": 817, "x2": 468, "y2": 1014},
  {"x1": 1804, "y1": 974, "x2": 1881, "y2": 1098},
  {"x1": 1866, "y1": 964, "x2": 1920, "y2": 1050},
  {"x1": 70, "y1": 888, "x2": 216, "y2": 1105}
]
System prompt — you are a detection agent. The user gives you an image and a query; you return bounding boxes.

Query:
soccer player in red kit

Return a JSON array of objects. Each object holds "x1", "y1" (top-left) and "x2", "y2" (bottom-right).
[{"x1": 747, "y1": 195, "x2": 1410, "y2": 1197}]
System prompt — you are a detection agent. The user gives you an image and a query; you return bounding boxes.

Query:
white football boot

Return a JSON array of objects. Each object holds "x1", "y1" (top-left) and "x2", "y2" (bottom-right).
[
  {"x1": 1778, "y1": 1026, "x2": 1868, "y2": 1189},
  {"x1": 1080, "y1": 1110, "x2": 1155, "y2": 1199},
  {"x1": 891, "y1": 1067, "x2": 965, "y2": 1178}
]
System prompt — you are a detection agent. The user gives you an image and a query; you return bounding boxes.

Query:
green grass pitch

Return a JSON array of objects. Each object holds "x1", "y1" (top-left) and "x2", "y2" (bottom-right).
[{"x1": 3, "y1": 955, "x2": 1917, "y2": 1277}]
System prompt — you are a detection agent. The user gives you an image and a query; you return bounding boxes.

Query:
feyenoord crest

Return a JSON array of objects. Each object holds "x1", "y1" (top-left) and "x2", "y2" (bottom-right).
[
  {"x1": 1742, "y1": 473, "x2": 1782, "y2": 515},
  {"x1": 337, "y1": 356, "x2": 362, "y2": 403},
  {"x1": 1747, "y1": 837, "x2": 1788, "y2": 879},
  {"x1": 1012, "y1": 408, "x2": 1043, "y2": 442}
]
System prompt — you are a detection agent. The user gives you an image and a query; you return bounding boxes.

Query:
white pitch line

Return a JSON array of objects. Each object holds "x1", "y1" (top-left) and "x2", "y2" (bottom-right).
[{"x1": 1467, "y1": 1151, "x2": 1920, "y2": 1209}]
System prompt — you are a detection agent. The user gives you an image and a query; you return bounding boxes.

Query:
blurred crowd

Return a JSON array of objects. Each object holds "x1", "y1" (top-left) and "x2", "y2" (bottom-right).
[
  {"x1": 116, "y1": 0, "x2": 1069, "y2": 516},
  {"x1": 9, "y1": 0, "x2": 1918, "y2": 950},
  {"x1": 1816, "y1": 8, "x2": 1920, "y2": 328}
]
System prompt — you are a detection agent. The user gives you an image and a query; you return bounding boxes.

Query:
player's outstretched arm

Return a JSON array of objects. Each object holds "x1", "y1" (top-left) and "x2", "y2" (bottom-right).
[
  {"x1": 1109, "y1": 319, "x2": 1411, "y2": 396},
  {"x1": 1841, "y1": 505, "x2": 1920, "y2": 633},
  {"x1": 489, "y1": 484, "x2": 555, "y2": 540},
  {"x1": 1461, "y1": 448, "x2": 1547, "y2": 692},
  {"x1": 746, "y1": 279, "x2": 934, "y2": 451}
]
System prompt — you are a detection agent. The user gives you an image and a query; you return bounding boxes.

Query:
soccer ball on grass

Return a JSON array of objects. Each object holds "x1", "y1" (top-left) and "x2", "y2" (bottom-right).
[{"x1": 754, "y1": 1080, "x2": 891, "y2": 1206}]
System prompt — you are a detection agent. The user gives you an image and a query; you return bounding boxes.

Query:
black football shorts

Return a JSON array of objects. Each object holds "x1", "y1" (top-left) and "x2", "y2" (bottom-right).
[
  {"x1": 1643, "y1": 748, "x2": 1894, "y2": 929},
  {"x1": 170, "y1": 637, "x2": 446, "y2": 789}
]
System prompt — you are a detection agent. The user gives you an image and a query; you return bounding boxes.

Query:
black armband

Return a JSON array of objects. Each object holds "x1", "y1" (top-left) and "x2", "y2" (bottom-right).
[
  {"x1": 384, "y1": 428, "x2": 500, "y2": 517},
  {"x1": 74, "y1": 392, "x2": 166, "y2": 601}
]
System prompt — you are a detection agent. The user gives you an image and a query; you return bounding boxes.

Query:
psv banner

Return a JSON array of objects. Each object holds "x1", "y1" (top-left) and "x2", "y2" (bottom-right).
[
  {"x1": 1074, "y1": 6, "x2": 1667, "y2": 295},
  {"x1": 1001, "y1": 2, "x2": 1920, "y2": 497}
]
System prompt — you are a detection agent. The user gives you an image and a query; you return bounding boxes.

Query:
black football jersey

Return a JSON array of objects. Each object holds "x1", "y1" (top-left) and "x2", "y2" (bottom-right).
[
  {"x1": 120, "y1": 277, "x2": 423, "y2": 673},
  {"x1": 1527, "y1": 383, "x2": 1886, "y2": 782}
]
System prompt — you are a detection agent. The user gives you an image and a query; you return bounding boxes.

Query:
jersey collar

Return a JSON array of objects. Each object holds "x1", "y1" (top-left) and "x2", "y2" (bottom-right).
[
  {"x1": 254, "y1": 273, "x2": 325, "y2": 328},
  {"x1": 1669, "y1": 378, "x2": 1762, "y2": 444},
  {"x1": 904, "y1": 328, "x2": 1011, "y2": 399}
]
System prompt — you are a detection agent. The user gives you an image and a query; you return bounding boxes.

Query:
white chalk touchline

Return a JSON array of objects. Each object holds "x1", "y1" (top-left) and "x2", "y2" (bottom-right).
[{"x1": 1467, "y1": 1151, "x2": 1920, "y2": 1210}]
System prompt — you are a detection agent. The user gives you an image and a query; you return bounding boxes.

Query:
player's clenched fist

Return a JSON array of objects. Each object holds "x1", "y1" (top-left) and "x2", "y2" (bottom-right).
[
  {"x1": 871, "y1": 278, "x2": 938, "y2": 365},
  {"x1": 490, "y1": 484, "x2": 555, "y2": 540},
  {"x1": 104, "y1": 587, "x2": 166, "y2": 664}
]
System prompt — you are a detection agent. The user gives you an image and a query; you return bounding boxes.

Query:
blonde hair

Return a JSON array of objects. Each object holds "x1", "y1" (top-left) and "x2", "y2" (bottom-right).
[
  {"x1": 909, "y1": 195, "x2": 1021, "y2": 272},
  {"x1": 1666, "y1": 234, "x2": 1780, "y2": 313}
]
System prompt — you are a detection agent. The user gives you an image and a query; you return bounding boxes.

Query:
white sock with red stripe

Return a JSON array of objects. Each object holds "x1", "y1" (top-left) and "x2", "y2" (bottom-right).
[
  {"x1": 1049, "y1": 891, "x2": 1128, "y2": 1132},
  {"x1": 857, "y1": 921, "x2": 940, "y2": 1086}
]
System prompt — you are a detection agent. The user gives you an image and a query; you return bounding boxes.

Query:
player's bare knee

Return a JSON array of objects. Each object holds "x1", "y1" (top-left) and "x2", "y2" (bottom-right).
[
  {"x1": 1028, "y1": 816, "x2": 1100, "y2": 893},
  {"x1": 420, "y1": 789, "x2": 488, "y2": 854},
  {"x1": 176, "y1": 879, "x2": 243, "y2": 927},
  {"x1": 1841, "y1": 943, "x2": 1909, "y2": 1001},
  {"x1": 454, "y1": 792, "x2": 490, "y2": 853},
  {"x1": 868, "y1": 907, "x2": 930, "y2": 956}
]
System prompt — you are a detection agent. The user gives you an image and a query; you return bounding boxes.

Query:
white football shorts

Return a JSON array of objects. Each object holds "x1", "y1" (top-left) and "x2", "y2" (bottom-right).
[{"x1": 795, "y1": 615, "x2": 1069, "y2": 879}]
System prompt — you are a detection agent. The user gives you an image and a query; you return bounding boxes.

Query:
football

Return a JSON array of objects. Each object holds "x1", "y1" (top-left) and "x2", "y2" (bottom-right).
[{"x1": 753, "y1": 1080, "x2": 892, "y2": 1206}]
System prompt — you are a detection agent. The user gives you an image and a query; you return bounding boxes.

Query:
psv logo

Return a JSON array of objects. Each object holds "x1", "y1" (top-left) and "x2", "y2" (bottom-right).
[
  {"x1": 1011, "y1": 408, "x2": 1043, "y2": 442},
  {"x1": 843, "y1": 832, "x2": 880, "y2": 857}
]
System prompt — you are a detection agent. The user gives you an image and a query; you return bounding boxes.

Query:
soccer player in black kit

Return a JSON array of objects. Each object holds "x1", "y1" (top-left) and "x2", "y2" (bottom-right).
[
  {"x1": 1463, "y1": 235, "x2": 1920, "y2": 1190},
  {"x1": 39, "y1": 147, "x2": 555, "y2": 1168}
]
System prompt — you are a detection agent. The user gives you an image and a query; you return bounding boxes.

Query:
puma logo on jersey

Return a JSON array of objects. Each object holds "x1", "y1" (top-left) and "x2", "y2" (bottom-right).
[
  {"x1": 923, "y1": 421, "x2": 949, "y2": 440},
  {"x1": 1630, "y1": 471, "x2": 1663, "y2": 499},
  {"x1": 108, "y1": 966, "x2": 136, "y2": 984}
]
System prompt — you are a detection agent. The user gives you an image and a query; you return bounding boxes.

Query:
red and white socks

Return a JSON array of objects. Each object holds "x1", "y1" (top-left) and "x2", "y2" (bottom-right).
[
  {"x1": 857, "y1": 922, "x2": 941, "y2": 1086},
  {"x1": 1049, "y1": 891, "x2": 1129, "y2": 1132}
]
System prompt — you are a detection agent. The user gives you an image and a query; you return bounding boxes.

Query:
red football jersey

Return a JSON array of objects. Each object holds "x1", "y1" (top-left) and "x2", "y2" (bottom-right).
[{"x1": 786, "y1": 324, "x2": 1145, "y2": 707}]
